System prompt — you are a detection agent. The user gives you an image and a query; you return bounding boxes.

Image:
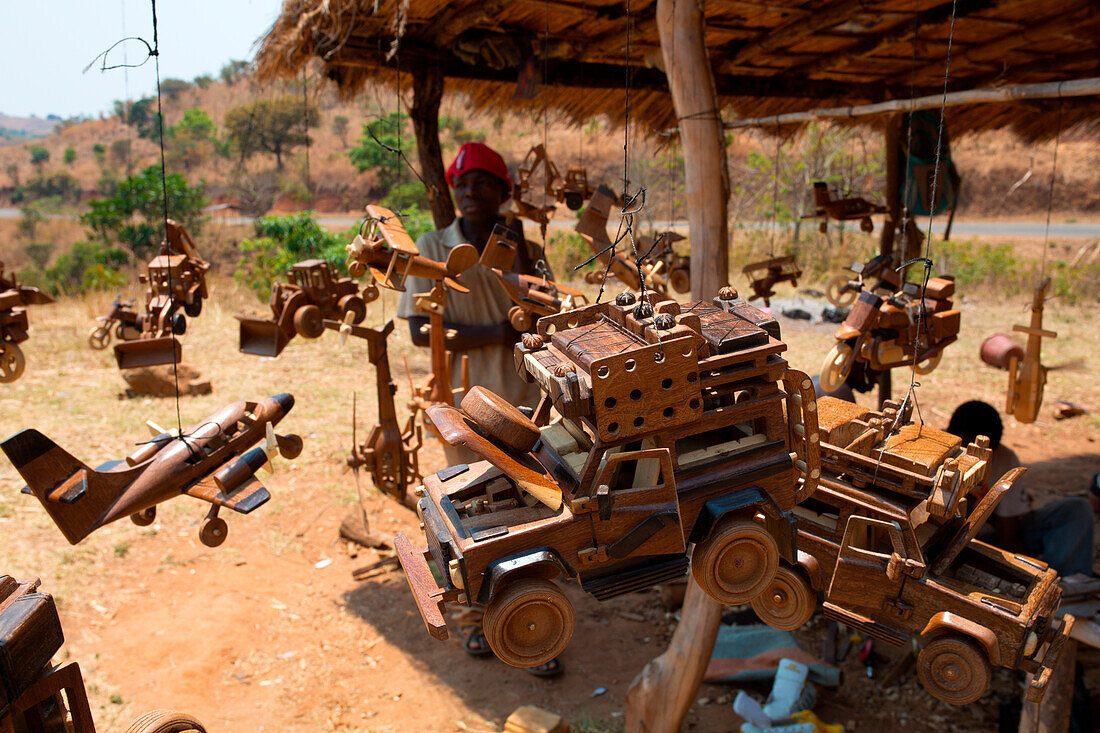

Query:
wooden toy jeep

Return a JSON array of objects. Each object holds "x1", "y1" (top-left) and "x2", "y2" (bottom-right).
[
  {"x1": 236, "y1": 259, "x2": 368, "y2": 357},
  {"x1": 748, "y1": 396, "x2": 1073, "y2": 706},
  {"x1": 395, "y1": 288, "x2": 821, "y2": 668}
]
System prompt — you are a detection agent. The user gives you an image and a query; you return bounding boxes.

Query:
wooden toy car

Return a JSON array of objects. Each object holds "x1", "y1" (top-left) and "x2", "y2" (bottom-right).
[
  {"x1": 395, "y1": 288, "x2": 821, "y2": 668},
  {"x1": 980, "y1": 278, "x2": 1055, "y2": 424},
  {"x1": 514, "y1": 144, "x2": 594, "y2": 227},
  {"x1": 803, "y1": 181, "x2": 888, "y2": 234},
  {"x1": 749, "y1": 396, "x2": 1073, "y2": 705},
  {"x1": 236, "y1": 259, "x2": 368, "y2": 357},
  {"x1": 824, "y1": 254, "x2": 900, "y2": 309},
  {"x1": 0, "y1": 262, "x2": 53, "y2": 383},
  {"x1": 114, "y1": 220, "x2": 211, "y2": 370},
  {"x1": 819, "y1": 276, "x2": 960, "y2": 393},
  {"x1": 742, "y1": 256, "x2": 801, "y2": 306},
  {"x1": 88, "y1": 297, "x2": 141, "y2": 350}
]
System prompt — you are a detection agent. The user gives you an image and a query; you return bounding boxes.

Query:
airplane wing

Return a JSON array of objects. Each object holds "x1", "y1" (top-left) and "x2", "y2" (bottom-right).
[
  {"x1": 366, "y1": 205, "x2": 419, "y2": 256},
  {"x1": 185, "y1": 475, "x2": 271, "y2": 514}
]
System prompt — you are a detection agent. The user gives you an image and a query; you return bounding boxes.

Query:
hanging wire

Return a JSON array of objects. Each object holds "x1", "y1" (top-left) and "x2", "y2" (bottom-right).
[
  {"x1": 896, "y1": 0, "x2": 922, "y2": 260},
  {"x1": 769, "y1": 122, "x2": 781, "y2": 257},
  {"x1": 1039, "y1": 93, "x2": 1063, "y2": 283}
]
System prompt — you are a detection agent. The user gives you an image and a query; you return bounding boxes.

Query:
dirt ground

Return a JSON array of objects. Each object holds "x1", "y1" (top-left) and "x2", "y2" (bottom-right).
[{"x1": 1, "y1": 276, "x2": 1098, "y2": 732}]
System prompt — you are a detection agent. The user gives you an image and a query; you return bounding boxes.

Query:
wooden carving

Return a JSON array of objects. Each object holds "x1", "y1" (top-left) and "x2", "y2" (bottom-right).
[
  {"x1": 752, "y1": 395, "x2": 1073, "y2": 706},
  {"x1": 343, "y1": 320, "x2": 423, "y2": 506},
  {"x1": 1, "y1": 394, "x2": 302, "y2": 548},
  {"x1": 803, "y1": 181, "x2": 888, "y2": 234},
  {"x1": 819, "y1": 276, "x2": 960, "y2": 393},
  {"x1": 88, "y1": 297, "x2": 140, "y2": 350},
  {"x1": 394, "y1": 289, "x2": 822, "y2": 668},
  {"x1": 0, "y1": 261, "x2": 54, "y2": 383},
  {"x1": 742, "y1": 255, "x2": 801, "y2": 306},
  {"x1": 513, "y1": 144, "x2": 594, "y2": 234},
  {"x1": 114, "y1": 220, "x2": 211, "y2": 370},
  {"x1": 236, "y1": 259, "x2": 370, "y2": 357},
  {"x1": 824, "y1": 253, "x2": 901, "y2": 309},
  {"x1": 980, "y1": 278, "x2": 1055, "y2": 424}
]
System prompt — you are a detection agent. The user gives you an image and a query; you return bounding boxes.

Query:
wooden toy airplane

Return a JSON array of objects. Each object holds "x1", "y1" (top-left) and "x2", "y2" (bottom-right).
[
  {"x1": 742, "y1": 255, "x2": 801, "y2": 306},
  {"x1": 980, "y1": 278, "x2": 1056, "y2": 424},
  {"x1": 803, "y1": 181, "x2": 887, "y2": 233},
  {"x1": 345, "y1": 205, "x2": 478, "y2": 292},
  {"x1": 1, "y1": 394, "x2": 303, "y2": 547}
]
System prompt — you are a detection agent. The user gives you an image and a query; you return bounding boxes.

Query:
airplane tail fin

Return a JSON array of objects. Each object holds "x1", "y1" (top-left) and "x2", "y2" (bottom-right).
[{"x1": 1, "y1": 429, "x2": 133, "y2": 544}]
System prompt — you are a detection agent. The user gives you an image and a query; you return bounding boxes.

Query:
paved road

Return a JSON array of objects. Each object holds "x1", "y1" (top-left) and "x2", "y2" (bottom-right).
[{"x1": 2, "y1": 208, "x2": 1097, "y2": 238}]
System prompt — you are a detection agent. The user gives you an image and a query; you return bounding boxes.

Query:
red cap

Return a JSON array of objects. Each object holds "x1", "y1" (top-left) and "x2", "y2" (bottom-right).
[{"x1": 445, "y1": 142, "x2": 512, "y2": 202}]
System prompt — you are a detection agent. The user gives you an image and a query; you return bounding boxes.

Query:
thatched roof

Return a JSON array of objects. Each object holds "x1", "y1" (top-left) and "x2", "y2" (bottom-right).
[{"x1": 255, "y1": 0, "x2": 1100, "y2": 140}]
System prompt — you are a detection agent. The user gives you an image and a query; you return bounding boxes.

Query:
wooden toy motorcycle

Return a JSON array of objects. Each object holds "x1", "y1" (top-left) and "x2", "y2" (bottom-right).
[{"x1": 88, "y1": 297, "x2": 141, "y2": 350}]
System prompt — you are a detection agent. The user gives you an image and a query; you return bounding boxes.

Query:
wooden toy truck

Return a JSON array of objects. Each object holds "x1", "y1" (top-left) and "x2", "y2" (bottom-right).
[
  {"x1": 395, "y1": 288, "x2": 821, "y2": 668},
  {"x1": 749, "y1": 397, "x2": 1073, "y2": 705}
]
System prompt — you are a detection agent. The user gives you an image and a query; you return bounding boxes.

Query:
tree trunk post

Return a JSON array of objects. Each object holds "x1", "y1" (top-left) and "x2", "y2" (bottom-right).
[
  {"x1": 625, "y1": 578, "x2": 723, "y2": 732},
  {"x1": 656, "y1": 0, "x2": 730, "y2": 299},
  {"x1": 410, "y1": 63, "x2": 456, "y2": 230},
  {"x1": 877, "y1": 114, "x2": 904, "y2": 406}
]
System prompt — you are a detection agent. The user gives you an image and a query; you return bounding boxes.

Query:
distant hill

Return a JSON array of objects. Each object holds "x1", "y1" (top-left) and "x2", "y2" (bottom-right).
[{"x1": 0, "y1": 114, "x2": 61, "y2": 146}]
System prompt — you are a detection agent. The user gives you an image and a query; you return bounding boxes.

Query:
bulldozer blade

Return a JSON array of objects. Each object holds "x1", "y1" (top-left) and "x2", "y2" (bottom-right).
[
  {"x1": 114, "y1": 337, "x2": 182, "y2": 370},
  {"x1": 236, "y1": 316, "x2": 290, "y2": 357}
]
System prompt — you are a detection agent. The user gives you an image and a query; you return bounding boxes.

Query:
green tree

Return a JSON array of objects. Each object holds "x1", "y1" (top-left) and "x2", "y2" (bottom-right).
[
  {"x1": 348, "y1": 112, "x2": 408, "y2": 189},
  {"x1": 29, "y1": 145, "x2": 49, "y2": 168},
  {"x1": 234, "y1": 211, "x2": 350, "y2": 298},
  {"x1": 92, "y1": 143, "x2": 107, "y2": 165},
  {"x1": 223, "y1": 97, "x2": 317, "y2": 170},
  {"x1": 82, "y1": 165, "x2": 208, "y2": 259},
  {"x1": 220, "y1": 59, "x2": 250, "y2": 85},
  {"x1": 117, "y1": 97, "x2": 162, "y2": 142},
  {"x1": 110, "y1": 139, "x2": 131, "y2": 168},
  {"x1": 332, "y1": 114, "x2": 349, "y2": 148},
  {"x1": 167, "y1": 108, "x2": 216, "y2": 170},
  {"x1": 159, "y1": 78, "x2": 192, "y2": 100},
  {"x1": 41, "y1": 240, "x2": 129, "y2": 295},
  {"x1": 63, "y1": 147, "x2": 76, "y2": 165},
  {"x1": 193, "y1": 74, "x2": 214, "y2": 90}
]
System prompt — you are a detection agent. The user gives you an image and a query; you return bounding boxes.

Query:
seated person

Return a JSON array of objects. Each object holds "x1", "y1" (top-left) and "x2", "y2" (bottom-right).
[{"x1": 947, "y1": 400, "x2": 1095, "y2": 578}]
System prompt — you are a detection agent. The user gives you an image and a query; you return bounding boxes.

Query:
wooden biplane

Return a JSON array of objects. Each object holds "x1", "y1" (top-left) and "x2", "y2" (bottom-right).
[
  {"x1": 741, "y1": 255, "x2": 801, "y2": 306},
  {"x1": 1, "y1": 394, "x2": 302, "y2": 547},
  {"x1": 980, "y1": 278, "x2": 1056, "y2": 424},
  {"x1": 803, "y1": 181, "x2": 888, "y2": 234},
  {"x1": 0, "y1": 261, "x2": 53, "y2": 383}
]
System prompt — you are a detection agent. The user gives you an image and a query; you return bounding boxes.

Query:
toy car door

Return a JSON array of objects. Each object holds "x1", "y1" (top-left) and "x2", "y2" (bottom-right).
[
  {"x1": 590, "y1": 448, "x2": 685, "y2": 560},
  {"x1": 827, "y1": 515, "x2": 915, "y2": 610}
]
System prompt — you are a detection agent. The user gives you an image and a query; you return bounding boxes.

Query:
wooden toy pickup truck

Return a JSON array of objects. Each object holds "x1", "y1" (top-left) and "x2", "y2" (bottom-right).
[
  {"x1": 237, "y1": 259, "x2": 368, "y2": 357},
  {"x1": 749, "y1": 396, "x2": 1073, "y2": 706},
  {"x1": 395, "y1": 288, "x2": 821, "y2": 668}
]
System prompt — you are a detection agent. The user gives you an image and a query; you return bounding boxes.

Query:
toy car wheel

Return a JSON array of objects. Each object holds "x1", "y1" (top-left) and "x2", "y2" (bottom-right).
[
  {"x1": 913, "y1": 349, "x2": 943, "y2": 375},
  {"x1": 171, "y1": 313, "x2": 187, "y2": 335},
  {"x1": 825, "y1": 274, "x2": 858, "y2": 308},
  {"x1": 89, "y1": 325, "x2": 111, "y2": 350},
  {"x1": 509, "y1": 306, "x2": 532, "y2": 332},
  {"x1": 564, "y1": 193, "x2": 583, "y2": 211},
  {"x1": 818, "y1": 221, "x2": 828, "y2": 234},
  {"x1": 293, "y1": 304, "x2": 325, "y2": 339},
  {"x1": 750, "y1": 564, "x2": 815, "y2": 630},
  {"x1": 917, "y1": 634, "x2": 991, "y2": 705},
  {"x1": 692, "y1": 517, "x2": 779, "y2": 605},
  {"x1": 860, "y1": 217, "x2": 874, "y2": 233},
  {"x1": 184, "y1": 299, "x2": 203, "y2": 318},
  {"x1": 124, "y1": 709, "x2": 207, "y2": 733},
  {"x1": 130, "y1": 507, "x2": 156, "y2": 526},
  {"x1": 338, "y1": 294, "x2": 367, "y2": 325},
  {"x1": 483, "y1": 578, "x2": 575, "y2": 668},
  {"x1": 199, "y1": 517, "x2": 228, "y2": 547},
  {"x1": 0, "y1": 343, "x2": 26, "y2": 383},
  {"x1": 819, "y1": 342, "x2": 853, "y2": 394},
  {"x1": 669, "y1": 268, "x2": 691, "y2": 294}
]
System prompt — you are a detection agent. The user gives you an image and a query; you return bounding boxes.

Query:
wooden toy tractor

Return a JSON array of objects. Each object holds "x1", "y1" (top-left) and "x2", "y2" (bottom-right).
[{"x1": 0, "y1": 262, "x2": 54, "y2": 383}]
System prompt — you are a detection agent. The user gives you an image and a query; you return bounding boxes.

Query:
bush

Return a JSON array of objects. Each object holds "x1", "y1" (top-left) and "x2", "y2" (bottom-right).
[
  {"x1": 110, "y1": 139, "x2": 131, "y2": 167},
  {"x1": 92, "y1": 143, "x2": 107, "y2": 164},
  {"x1": 20, "y1": 172, "x2": 81, "y2": 204},
  {"x1": 234, "y1": 211, "x2": 354, "y2": 298},
  {"x1": 29, "y1": 145, "x2": 49, "y2": 167},
  {"x1": 63, "y1": 147, "x2": 76, "y2": 165},
  {"x1": 34, "y1": 240, "x2": 129, "y2": 295}
]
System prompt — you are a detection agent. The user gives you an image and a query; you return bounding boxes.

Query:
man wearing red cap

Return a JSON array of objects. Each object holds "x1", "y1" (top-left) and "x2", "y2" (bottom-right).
[{"x1": 396, "y1": 143, "x2": 562, "y2": 676}]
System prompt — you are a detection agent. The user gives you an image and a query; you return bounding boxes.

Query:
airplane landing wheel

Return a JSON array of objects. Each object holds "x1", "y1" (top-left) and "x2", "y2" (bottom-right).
[
  {"x1": 860, "y1": 217, "x2": 874, "y2": 233},
  {"x1": 199, "y1": 517, "x2": 228, "y2": 547},
  {"x1": 819, "y1": 342, "x2": 853, "y2": 394},
  {"x1": 361, "y1": 283, "x2": 380, "y2": 303},
  {"x1": 130, "y1": 507, "x2": 156, "y2": 526},
  {"x1": 509, "y1": 306, "x2": 532, "y2": 333},
  {"x1": 278, "y1": 433, "x2": 304, "y2": 459},
  {"x1": 89, "y1": 326, "x2": 111, "y2": 350},
  {"x1": 348, "y1": 261, "x2": 366, "y2": 279},
  {"x1": 484, "y1": 578, "x2": 574, "y2": 668},
  {"x1": 0, "y1": 343, "x2": 26, "y2": 383},
  {"x1": 692, "y1": 517, "x2": 779, "y2": 605},
  {"x1": 125, "y1": 709, "x2": 207, "y2": 733}
]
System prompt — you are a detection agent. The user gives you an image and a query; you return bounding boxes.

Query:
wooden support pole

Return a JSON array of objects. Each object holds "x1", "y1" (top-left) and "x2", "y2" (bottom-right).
[
  {"x1": 410, "y1": 63, "x2": 456, "y2": 230},
  {"x1": 625, "y1": 578, "x2": 722, "y2": 733},
  {"x1": 657, "y1": 0, "x2": 730, "y2": 299},
  {"x1": 1019, "y1": 640, "x2": 1077, "y2": 733},
  {"x1": 876, "y1": 115, "x2": 905, "y2": 406}
]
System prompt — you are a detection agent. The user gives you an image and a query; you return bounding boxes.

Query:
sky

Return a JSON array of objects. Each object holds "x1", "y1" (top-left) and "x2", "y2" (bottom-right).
[{"x1": 1, "y1": 0, "x2": 285, "y2": 119}]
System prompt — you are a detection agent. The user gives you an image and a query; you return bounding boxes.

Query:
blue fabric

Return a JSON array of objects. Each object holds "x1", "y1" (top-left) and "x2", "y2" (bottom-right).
[{"x1": 1020, "y1": 497, "x2": 1096, "y2": 577}]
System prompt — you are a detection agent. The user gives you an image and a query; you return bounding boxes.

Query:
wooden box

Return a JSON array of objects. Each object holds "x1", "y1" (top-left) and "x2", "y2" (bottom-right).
[
  {"x1": 0, "y1": 577, "x2": 64, "y2": 715},
  {"x1": 924, "y1": 276, "x2": 955, "y2": 300}
]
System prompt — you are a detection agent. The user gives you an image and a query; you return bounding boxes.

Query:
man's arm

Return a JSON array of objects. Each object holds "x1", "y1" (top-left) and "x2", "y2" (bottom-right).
[{"x1": 407, "y1": 315, "x2": 520, "y2": 351}]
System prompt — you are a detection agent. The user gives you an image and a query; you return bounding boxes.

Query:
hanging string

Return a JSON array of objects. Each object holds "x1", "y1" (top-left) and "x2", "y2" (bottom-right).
[
  {"x1": 769, "y1": 122, "x2": 781, "y2": 257},
  {"x1": 895, "y1": 0, "x2": 922, "y2": 261},
  {"x1": 301, "y1": 64, "x2": 311, "y2": 196},
  {"x1": 1039, "y1": 94, "x2": 1063, "y2": 283},
  {"x1": 542, "y1": 0, "x2": 551, "y2": 248}
]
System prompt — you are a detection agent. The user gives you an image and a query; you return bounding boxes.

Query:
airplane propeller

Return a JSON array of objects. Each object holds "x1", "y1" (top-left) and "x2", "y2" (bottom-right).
[
  {"x1": 337, "y1": 309, "x2": 357, "y2": 348},
  {"x1": 146, "y1": 420, "x2": 179, "y2": 438},
  {"x1": 260, "y1": 422, "x2": 280, "y2": 474}
]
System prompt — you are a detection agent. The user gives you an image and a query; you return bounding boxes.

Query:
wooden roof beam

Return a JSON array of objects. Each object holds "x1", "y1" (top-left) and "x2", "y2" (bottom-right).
[
  {"x1": 722, "y1": 0, "x2": 882, "y2": 69},
  {"x1": 427, "y1": 0, "x2": 510, "y2": 47}
]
